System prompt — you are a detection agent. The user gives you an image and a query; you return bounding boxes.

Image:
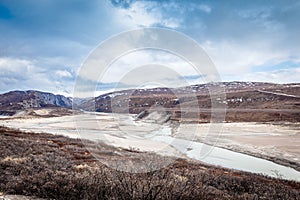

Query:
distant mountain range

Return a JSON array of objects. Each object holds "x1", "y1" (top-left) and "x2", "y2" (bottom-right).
[
  {"x1": 1, "y1": 82, "x2": 300, "y2": 122},
  {"x1": 78, "y1": 82, "x2": 300, "y2": 122}
]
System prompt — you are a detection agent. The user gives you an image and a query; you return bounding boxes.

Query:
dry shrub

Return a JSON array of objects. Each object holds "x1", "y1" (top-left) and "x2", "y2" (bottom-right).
[{"x1": 0, "y1": 126, "x2": 299, "y2": 200}]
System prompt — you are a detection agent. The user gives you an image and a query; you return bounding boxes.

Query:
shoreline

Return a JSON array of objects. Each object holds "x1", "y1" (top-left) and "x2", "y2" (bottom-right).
[
  {"x1": 1, "y1": 112, "x2": 299, "y2": 179},
  {"x1": 169, "y1": 121, "x2": 300, "y2": 172}
]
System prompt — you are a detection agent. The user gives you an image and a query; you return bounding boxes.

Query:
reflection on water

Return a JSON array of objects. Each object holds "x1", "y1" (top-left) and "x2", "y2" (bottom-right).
[{"x1": 151, "y1": 134, "x2": 300, "y2": 182}]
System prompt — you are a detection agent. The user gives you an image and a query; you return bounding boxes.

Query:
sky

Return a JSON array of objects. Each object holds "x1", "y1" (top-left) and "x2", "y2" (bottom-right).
[{"x1": 0, "y1": 0, "x2": 299, "y2": 97}]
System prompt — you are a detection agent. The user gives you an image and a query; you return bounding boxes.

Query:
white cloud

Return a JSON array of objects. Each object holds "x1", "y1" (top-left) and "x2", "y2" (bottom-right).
[
  {"x1": 55, "y1": 70, "x2": 73, "y2": 78},
  {"x1": 2, "y1": 1, "x2": 300, "y2": 97},
  {"x1": 100, "y1": 50, "x2": 201, "y2": 84},
  {"x1": 196, "y1": 4, "x2": 212, "y2": 13},
  {"x1": 238, "y1": 7, "x2": 283, "y2": 31},
  {"x1": 201, "y1": 40, "x2": 290, "y2": 76},
  {"x1": 0, "y1": 57, "x2": 49, "y2": 91},
  {"x1": 224, "y1": 67, "x2": 300, "y2": 83},
  {"x1": 0, "y1": 57, "x2": 75, "y2": 95},
  {"x1": 0, "y1": 57, "x2": 40, "y2": 79},
  {"x1": 113, "y1": 1, "x2": 181, "y2": 28},
  {"x1": 76, "y1": 48, "x2": 211, "y2": 97}
]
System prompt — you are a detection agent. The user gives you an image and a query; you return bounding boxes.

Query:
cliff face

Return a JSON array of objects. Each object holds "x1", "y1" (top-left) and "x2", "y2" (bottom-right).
[{"x1": 0, "y1": 90, "x2": 72, "y2": 116}]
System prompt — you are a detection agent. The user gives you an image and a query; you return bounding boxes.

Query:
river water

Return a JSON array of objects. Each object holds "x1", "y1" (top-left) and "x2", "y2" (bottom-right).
[
  {"x1": 150, "y1": 132, "x2": 300, "y2": 181},
  {"x1": 1, "y1": 112, "x2": 299, "y2": 181}
]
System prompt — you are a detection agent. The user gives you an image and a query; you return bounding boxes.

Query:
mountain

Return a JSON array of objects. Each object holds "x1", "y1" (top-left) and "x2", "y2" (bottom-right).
[
  {"x1": 0, "y1": 90, "x2": 72, "y2": 116},
  {"x1": 1, "y1": 82, "x2": 299, "y2": 122},
  {"x1": 78, "y1": 82, "x2": 300, "y2": 122}
]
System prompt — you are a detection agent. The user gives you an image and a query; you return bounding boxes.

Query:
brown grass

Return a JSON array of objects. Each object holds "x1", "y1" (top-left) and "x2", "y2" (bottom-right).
[{"x1": 0, "y1": 126, "x2": 299, "y2": 199}]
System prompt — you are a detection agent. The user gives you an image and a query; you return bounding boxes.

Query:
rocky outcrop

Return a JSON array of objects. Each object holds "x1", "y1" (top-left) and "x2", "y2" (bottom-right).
[{"x1": 0, "y1": 90, "x2": 72, "y2": 116}]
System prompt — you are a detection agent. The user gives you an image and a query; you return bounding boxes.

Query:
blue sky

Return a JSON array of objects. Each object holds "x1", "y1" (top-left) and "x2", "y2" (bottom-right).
[{"x1": 0, "y1": 0, "x2": 299, "y2": 96}]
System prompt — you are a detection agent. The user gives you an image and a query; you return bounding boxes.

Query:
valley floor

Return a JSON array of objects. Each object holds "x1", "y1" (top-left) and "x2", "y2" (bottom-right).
[{"x1": 0, "y1": 111, "x2": 299, "y2": 178}]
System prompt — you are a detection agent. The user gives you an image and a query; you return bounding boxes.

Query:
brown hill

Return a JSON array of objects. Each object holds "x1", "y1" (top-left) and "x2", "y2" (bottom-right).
[{"x1": 78, "y1": 82, "x2": 300, "y2": 122}]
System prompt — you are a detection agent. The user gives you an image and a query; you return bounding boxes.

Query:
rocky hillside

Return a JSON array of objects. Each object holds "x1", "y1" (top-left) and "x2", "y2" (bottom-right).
[
  {"x1": 1, "y1": 82, "x2": 299, "y2": 122},
  {"x1": 78, "y1": 82, "x2": 300, "y2": 122},
  {"x1": 0, "y1": 90, "x2": 72, "y2": 116}
]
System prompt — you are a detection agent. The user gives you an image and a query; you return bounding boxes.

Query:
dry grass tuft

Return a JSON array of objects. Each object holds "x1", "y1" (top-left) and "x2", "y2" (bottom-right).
[{"x1": 0, "y1": 126, "x2": 299, "y2": 200}]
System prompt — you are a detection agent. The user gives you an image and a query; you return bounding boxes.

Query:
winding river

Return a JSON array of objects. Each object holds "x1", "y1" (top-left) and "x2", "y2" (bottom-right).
[{"x1": 1, "y1": 112, "x2": 299, "y2": 181}]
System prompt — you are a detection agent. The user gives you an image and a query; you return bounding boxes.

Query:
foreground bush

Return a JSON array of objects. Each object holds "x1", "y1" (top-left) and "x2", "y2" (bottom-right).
[{"x1": 0, "y1": 126, "x2": 299, "y2": 199}]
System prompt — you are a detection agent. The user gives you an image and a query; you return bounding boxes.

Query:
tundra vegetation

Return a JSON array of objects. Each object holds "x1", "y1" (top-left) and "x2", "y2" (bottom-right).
[{"x1": 0, "y1": 126, "x2": 299, "y2": 199}]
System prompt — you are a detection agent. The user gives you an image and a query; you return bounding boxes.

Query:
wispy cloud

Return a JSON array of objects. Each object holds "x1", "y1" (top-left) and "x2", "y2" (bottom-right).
[
  {"x1": 201, "y1": 40, "x2": 290, "y2": 75},
  {"x1": 112, "y1": 1, "x2": 181, "y2": 28},
  {"x1": 0, "y1": 57, "x2": 75, "y2": 96},
  {"x1": 55, "y1": 70, "x2": 73, "y2": 79},
  {"x1": 223, "y1": 67, "x2": 300, "y2": 83}
]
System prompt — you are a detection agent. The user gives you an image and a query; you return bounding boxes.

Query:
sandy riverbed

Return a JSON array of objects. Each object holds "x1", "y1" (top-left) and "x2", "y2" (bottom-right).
[
  {"x1": 172, "y1": 122, "x2": 300, "y2": 169},
  {"x1": 0, "y1": 111, "x2": 299, "y2": 180}
]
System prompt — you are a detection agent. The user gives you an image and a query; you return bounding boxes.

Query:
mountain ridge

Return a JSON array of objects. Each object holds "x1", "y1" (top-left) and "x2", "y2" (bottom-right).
[
  {"x1": 78, "y1": 81, "x2": 300, "y2": 122},
  {"x1": 1, "y1": 81, "x2": 300, "y2": 122},
  {"x1": 0, "y1": 90, "x2": 72, "y2": 116}
]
